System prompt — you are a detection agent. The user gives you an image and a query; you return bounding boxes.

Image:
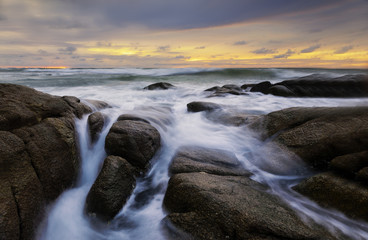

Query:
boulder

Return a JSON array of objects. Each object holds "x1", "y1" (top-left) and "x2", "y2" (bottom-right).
[
  {"x1": 143, "y1": 82, "x2": 175, "y2": 90},
  {"x1": 0, "y1": 83, "x2": 90, "y2": 240},
  {"x1": 250, "y1": 81, "x2": 272, "y2": 93},
  {"x1": 88, "y1": 112, "x2": 105, "y2": 143},
  {"x1": 169, "y1": 146, "x2": 251, "y2": 176},
  {"x1": 163, "y1": 172, "x2": 333, "y2": 240},
  {"x1": 117, "y1": 114, "x2": 150, "y2": 124},
  {"x1": 293, "y1": 172, "x2": 368, "y2": 222},
  {"x1": 85, "y1": 156, "x2": 135, "y2": 221},
  {"x1": 330, "y1": 151, "x2": 368, "y2": 178},
  {"x1": 84, "y1": 99, "x2": 111, "y2": 110},
  {"x1": 249, "y1": 74, "x2": 368, "y2": 97},
  {"x1": 221, "y1": 84, "x2": 242, "y2": 91},
  {"x1": 250, "y1": 107, "x2": 368, "y2": 169},
  {"x1": 205, "y1": 110, "x2": 260, "y2": 126},
  {"x1": 105, "y1": 120, "x2": 161, "y2": 170},
  {"x1": 186, "y1": 101, "x2": 222, "y2": 113}
]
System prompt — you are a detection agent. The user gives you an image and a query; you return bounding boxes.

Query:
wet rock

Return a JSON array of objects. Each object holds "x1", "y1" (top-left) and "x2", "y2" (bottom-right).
[
  {"x1": 169, "y1": 146, "x2": 251, "y2": 176},
  {"x1": 86, "y1": 156, "x2": 136, "y2": 221},
  {"x1": 330, "y1": 151, "x2": 368, "y2": 178},
  {"x1": 249, "y1": 74, "x2": 368, "y2": 97},
  {"x1": 357, "y1": 167, "x2": 368, "y2": 183},
  {"x1": 240, "y1": 83, "x2": 256, "y2": 90},
  {"x1": 88, "y1": 112, "x2": 105, "y2": 143},
  {"x1": 204, "y1": 85, "x2": 247, "y2": 97},
  {"x1": 221, "y1": 84, "x2": 242, "y2": 91},
  {"x1": 250, "y1": 81, "x2": 272, "y2": 93},
  {"x1": 117, "y1": 114, "x2": 150, "y2": 124},
  {"x1": 268, "y1": 84, "x2": 295, "y2": 96},
  {"x1": 205, "y1": 110, "x2": 260, "y2": 126},
  {"x1": 105, "y1": 120, "x2": 161, "y2": 170},
  {"x1": 0, "y1": 83, "x2": 91, "y2": 239},
  {"x1": 187, "y1": 101, "x2": 222, "y2": 113},
  {"x1": 293, "y1": 172, "x2": 368, "y2": 222},
  {"x1": 84, "y1": 99, "x2": 111, "y2": 110},
  {"x1": 143, "y1": 82, "x2": 175, "y2": 90},
  {"x1": 204, "y1": 86, "x2": 221, "y2": 92},
  {"x1": 163, "y1": 172, "x2": 333, "y2": 240}
]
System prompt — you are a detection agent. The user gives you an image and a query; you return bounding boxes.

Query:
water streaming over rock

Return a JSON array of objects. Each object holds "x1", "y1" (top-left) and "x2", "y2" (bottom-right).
[{"x1": 1, "y1": 67, "x2": 368, "y2": 239}]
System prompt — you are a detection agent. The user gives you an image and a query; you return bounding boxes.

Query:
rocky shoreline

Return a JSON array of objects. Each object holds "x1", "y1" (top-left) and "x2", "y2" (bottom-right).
[{"x1": 1, "y1": 79, "x2": 368, "y2": 239}]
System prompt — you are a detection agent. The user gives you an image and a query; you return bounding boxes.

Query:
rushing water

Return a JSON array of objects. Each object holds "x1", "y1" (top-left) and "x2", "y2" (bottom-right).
[{"x1": 1, "y1": 68, "x2": 368, "y2": 239}]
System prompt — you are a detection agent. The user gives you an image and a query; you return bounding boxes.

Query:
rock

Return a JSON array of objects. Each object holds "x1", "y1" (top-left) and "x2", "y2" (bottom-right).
[
  {"x1": 240, "y1": 83, "x2": 256, "y2": 90},
  {"x1": 117, "y1": 114, "x2": 150, "y2": 124},
  {"x1": 88, "y1": 112, "x2": 105, "y2": 143},
  {"x1": 84, "y1": 99, "x2": 111, "y2": 110},
  {"x1": 268, "y1": 84, "x2": 295, "y2": 96},
  {"x1": 293, "y1": 172, "x2": 368, "y2": 222},
  {"x1": 0, "y1": 83, "x2": 91, "y2": 239},
  {"x1": 330, "y1": 151, "x2": 368, "y2": 178},
  {"x1": 357, "y1": 167, "x2": 368, "y2": 183},
  {"x1": 249, "y1": 74, "x2": 368, "y2": 97},
  {"x1": 169, "y1": 146, "x2": 251, "y2": 176},
  {"x1": 105, "y1": 120, "x2": 161, "y2": 170},
  {"x1": 143, "y1": 82, "x2": 175, "y2": 90},
  {"x1": 205, "y1": 110, "x2": 260, "y2": 126},
  {"x1": 204, "y1": 86, "x2": 221, "y2": 92},
  {"x1": 187, "y1": 101, "x2": 222, "y2": 113},
  {"x1": 271, "y1": 107, "x2": 368, "y2": 169},
  {"x1": 250, "y1": 81, "x2": 272, "y2": 93},
  {"x1": 85, "y1": 156, "x2": 135, "y2": 221},
  {"x1": 221, "y1": 84, "x2": 242, "y2": 91},
  {"x1": 250, "y1": 107, "x2": 368, "y2": 169},
  {"x1": 163, "y1": 172, "x2": 333, "y2": 240}
]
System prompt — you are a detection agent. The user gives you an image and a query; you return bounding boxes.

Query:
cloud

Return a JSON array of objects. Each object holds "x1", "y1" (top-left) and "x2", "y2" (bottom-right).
[
  {"x1": 252, "y1": 48, "x2": 277, "y2": 54},
  {"x1": 38, "y1": 49, "x2": 48, "y2": 55},
  {"x1": 195, "y1": 46, "x2": 206, "y2": 49},
  {"x1": 301, "y1": 44, "x2": 320, "y2": 53},
  {"x1": 175, "y1": 55, "x2": 191, "y2": 60},
  {"x1": 274, "y1": 49, "x2": 295, "y2": 58},
  {"x1": 58, "y1": 46, "x2": 77, "y2": 55},
  {"x1": 233, "y1": 40, "x2": 247, "y2": 46},
  {"x1": 157, "y1": 45, "x2": 171, "y2": 52},
  {"x1": 334, "y1": 45, "x2": 353, "y2": 54},
  {"x1": 39, "y1": 0, "x2": 346, "y2": 30}
]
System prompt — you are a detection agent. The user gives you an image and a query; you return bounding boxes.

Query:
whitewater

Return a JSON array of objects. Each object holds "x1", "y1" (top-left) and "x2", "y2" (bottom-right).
[{"x1": 1, "y1": 67, "x2": 368, "y2": 239}]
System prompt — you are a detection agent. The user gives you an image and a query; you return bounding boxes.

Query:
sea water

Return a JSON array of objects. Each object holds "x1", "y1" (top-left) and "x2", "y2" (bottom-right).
[{"x1": 1, "y1": 68, "x2": 368, "y2": 239}]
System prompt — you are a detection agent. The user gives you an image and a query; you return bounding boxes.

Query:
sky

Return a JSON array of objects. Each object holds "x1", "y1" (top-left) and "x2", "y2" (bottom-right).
[{"x1": 0, "y1": 0, "x2": 367, "y2": 68}]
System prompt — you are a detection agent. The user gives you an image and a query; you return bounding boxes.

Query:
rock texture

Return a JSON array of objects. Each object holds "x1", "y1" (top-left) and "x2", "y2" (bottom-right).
[
  {"x1": 163, "y1": 146, "x2": 333, "y2": 240},
  {"x1": 252, "y1": 106, "x2": 368, "y2": 224},
  {"x1": 293, "y1": 172, "x2": 368, "y2": 222},
  {"x1": 85, "y1": 156, "x2": 136, "y2": 221},
  {"x1": 204, "y1": 84, "x2": 247, "y2": 97},
  {"x1": 87, "y1": 112, "x2": 105, "y2": 143},
  {"x1": 0, "y1": 83, "x2": 93, "y2": 240},
  {"x1": 186, "y1": 101, "x2": 222, "y2": 113},
  {"x1": 105, "y1": 119, "x2": 161, "y2": 170},
  {"x1": 86, "y1": 115, "x2": 161, "y2": 222},
  {"x1": 143, "y1": 82, "x2": 175, "y2": 90},
  {"x1": 248, "y1": 74, "x2": 368, "y2": 97}
]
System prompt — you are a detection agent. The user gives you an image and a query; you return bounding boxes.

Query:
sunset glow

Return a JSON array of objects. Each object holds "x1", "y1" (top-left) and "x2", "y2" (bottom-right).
[{"x1": 0, "y1": 0, "x2": 367, "y2": 68}]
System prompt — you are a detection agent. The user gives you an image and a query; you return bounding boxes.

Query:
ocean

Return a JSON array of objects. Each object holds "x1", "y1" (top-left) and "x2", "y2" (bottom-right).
[{"x1": 1, "y1": 67, "x2": 368, "y2": 239}]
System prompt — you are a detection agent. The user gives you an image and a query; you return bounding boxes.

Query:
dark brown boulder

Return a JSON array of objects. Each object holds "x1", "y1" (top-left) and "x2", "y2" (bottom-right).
[
  {"x1": 330, "y1": 151, "x2": 368, "y2": 178},
  {"x1": 0, "y1": 83, "x2": 91, "y2": 239},
  {"x1": 163, "y1": 172, "x2": 333, "y2": 240},
  {"x1": 250, "y1": 107, "x2": 368, "y2": 169},
  {"x1": 186, "y1": 101, "x2": 222, "y2": 113},
  {"x1": 169, "y1": 146, "x2": 250, "y2": 176},
  {"x1": 117, "y1": 114, "x2": 150, "y2": 124},
  {"x1": 85, "y1": 156, "x2": 136, "y2": 221},
  {"x1": 105, "y1": 120, "x2": 161, "y2": 170},
  {"x1": 88, "y1": 112, "x2": 105, "y2": 143},
  {"x1": 143, "y1": 82, "x2": 175, "y2": 90},
  {"x1": 293, "y1": 172, "x2": 368, "y2": 222},
  {"x1": 250, "y1": 81, "x2": 272, "y2": 93}
]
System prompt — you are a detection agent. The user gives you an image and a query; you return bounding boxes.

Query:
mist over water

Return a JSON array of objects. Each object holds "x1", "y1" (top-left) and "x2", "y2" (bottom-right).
[{"x1": 1, "y1": 68, "x2": 368, "y2": 239}]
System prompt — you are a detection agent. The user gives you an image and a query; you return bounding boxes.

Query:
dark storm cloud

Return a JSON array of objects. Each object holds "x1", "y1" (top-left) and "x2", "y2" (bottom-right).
[
  {"x1": 48, "y1": 0, "x2": 346, "y2": 30},
  {"x1": 301, "y1": 44, "x2": 320, "y2": 53},
  {"x1": 274, "y1": 49, "x2": 295, "y2": 58},
  {"x1": 334, "y1": 45, "x2": 353, "y2": 54},
  {"x1": 252, "y1": 48, "x2": 277, "y2": 54},
  {"x1": 233, "y1": 41, "x2": 247, "y2": 46}
]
